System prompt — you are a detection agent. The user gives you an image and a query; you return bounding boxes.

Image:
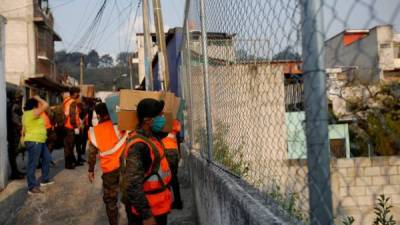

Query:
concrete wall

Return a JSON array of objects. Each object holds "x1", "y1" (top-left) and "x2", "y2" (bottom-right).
[
  {"x1": 1, "y1": 0, "x2": 36, "y2": 85},
  {"x1": 183, "y1": 146, "x2": 298, "y2": 225},
  {"x1": 0, "y1": 16, "x2": 8, "y2": 190},
  {"x1": 206, "y1": 63, "x2": 289, "y2": 189},
  {"x1": 288, "y1": 157, "x2": 400, "y2": 225}
]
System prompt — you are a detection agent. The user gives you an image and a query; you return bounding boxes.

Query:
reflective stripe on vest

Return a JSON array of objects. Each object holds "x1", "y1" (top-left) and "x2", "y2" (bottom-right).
[
  {"x1": 63, "y1": 98, "x2": 74, "y2": 116},
  {"x1": 167, "y1": 133, "x2": 176, "y2": 139},
  {"x1": 63, "y1": 97, "x2": 80, "y2": 129},
  {"x1": 125, "y1": 132, "x2": 172, "y2": 216},
  {"x1": 88, "y1": 121, "x2": 126, "y2": 173},
  {"x1": 89, "y1": 124, "x2": 126, "y2": 156}
]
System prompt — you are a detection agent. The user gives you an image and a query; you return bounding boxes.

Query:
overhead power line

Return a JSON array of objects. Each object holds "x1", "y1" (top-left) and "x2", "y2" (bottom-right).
[
  {"x1": 0, "y1": 0, "x2": 77, "y2": 14},
  {"x1": 70, "y1": 0, "x2": 108, "y2": 52}
]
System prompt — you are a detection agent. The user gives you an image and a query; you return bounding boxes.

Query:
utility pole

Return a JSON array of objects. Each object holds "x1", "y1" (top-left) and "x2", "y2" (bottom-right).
[
  {"x1": 80, "y1": 56, "x2": 84, "y2": 85},
  {"x1": 128, "y1": 55, "x2": 133, "y2": 89},
  {"x1": 152, "y1": 0, "x2": 169, "y2": 90},
  {"x1": 142, "y1": 0, "x2": 153, "y2": 90}
]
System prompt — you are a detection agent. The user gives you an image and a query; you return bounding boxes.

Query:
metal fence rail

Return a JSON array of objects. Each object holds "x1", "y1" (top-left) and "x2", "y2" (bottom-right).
[{"x1": 179, "y1": 0, "x2": 400, "y2": 224}]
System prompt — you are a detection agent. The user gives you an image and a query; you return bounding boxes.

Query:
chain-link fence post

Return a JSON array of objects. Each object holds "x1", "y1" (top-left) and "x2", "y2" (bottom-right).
[
  {"x1": 199, "y1": 0, "x2": 213, "y2": 161},
  {"x1": 302, "y1": 0, "x2": 333, "y2": 224},
  {"x1": 184, "y1": 22, "x2": 195, "y2": 149}
]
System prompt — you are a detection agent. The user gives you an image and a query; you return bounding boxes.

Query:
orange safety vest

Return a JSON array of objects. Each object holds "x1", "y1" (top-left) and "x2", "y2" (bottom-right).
[
  {"x1": 88, "y1": 120, "x2": 127, "y2": 173},
  {"x1": 125, "y1": 132, "x2": 172, "y2": 216},
  {"x1": 161, "y1": 119, "x2": 181, "y2": 152},
  {"x1": 63, "y1": 97, "x2": 81, "y2": 129},
  {"x1": 41, "y1": 112, "x2": 52, "y2": 130}
]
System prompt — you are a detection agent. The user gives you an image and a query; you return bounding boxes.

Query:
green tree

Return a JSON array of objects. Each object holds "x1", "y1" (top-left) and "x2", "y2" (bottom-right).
[
  {"x1": 99, "y1": 54, "x2": 114, "y2": 68},
  {"x1": 116, "y1": 52, "x2": 133, "y2": 66},
  {"x1": 272, "y1": 46, "x2": 301, "y2": 61},
  {"x1": 87, "y1": 50, "x2": 100, "y2": 68}
]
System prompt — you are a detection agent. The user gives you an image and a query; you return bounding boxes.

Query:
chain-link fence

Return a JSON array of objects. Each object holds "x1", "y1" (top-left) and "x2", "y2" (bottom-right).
[{"x1": 179, "y1": 0, "x2": 400, "y2": 224}]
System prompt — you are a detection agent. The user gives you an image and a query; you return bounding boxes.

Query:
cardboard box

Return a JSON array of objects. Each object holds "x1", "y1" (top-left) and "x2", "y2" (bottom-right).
[
  {"x1": 80, "y1": 85, "x2": 95, "y2": 98},
  {"x1": 118, "y1": 90, "x2": 178, "y2": 131}
]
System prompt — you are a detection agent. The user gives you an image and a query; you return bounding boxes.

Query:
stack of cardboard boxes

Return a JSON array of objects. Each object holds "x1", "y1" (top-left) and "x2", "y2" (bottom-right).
[
  {"x1": 80, "y1": 85, "x2": 95, "y2": 98},
  {"x1": 118, "y1": 90, "x2": 180, "y2": 132}
]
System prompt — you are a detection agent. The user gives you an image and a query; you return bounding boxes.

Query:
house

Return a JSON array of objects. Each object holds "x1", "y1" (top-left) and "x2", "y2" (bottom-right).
[
  {"x1": 0, "y1": 0, "x2": 66, "y2": 104},
  {"x1": 325, "y1": 25, "x2": 400, "y2": 84},
  {"x1": 135, "y1": 32, "x2": 158, "y2": 87},
  {"x1": 136, "y1": 27, "x2": 237, "y2": 96},
  {"x1": 325, "y1": 25, "x2": 400, "y2": 119}
]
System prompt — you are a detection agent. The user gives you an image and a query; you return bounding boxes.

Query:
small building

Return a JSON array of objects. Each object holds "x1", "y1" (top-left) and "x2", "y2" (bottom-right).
[
  {"x1": 0, "y1": 0, "x2": 66, "y2": 104},
  {"x1": 135, "y1": 32, "x2": 159, "y2": 87},
  {"x1": 325, "y1": 25, "x2": 400, "y2": 84},
  {"x1": 325, "y1": 25, "x2": 400, "y2": 119}
]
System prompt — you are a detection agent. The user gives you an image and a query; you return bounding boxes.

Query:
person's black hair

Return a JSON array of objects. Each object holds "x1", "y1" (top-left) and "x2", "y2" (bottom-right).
[
  {"x1": 24, "y1": 98, "x2": 39, "y2": 111},
  {"x1": 95, "y1": 103, "x2": 110, "y2": 117},
  {"x1": 69, "y1": 87, "x2": 81, "y2": 95},
  {"x1": 137, "y1": 98, "x2": 164, "y2": 124}
]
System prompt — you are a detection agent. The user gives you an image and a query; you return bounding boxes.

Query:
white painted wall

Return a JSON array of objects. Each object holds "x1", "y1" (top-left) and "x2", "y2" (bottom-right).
[{"x1": 1, "y1": 0, "x2": 35, "y2": 86}]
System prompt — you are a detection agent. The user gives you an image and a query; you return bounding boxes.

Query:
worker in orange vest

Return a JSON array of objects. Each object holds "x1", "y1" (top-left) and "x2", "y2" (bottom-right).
[
  {"x1": 87, "y1": 103, "x2": 127, "y2": 225},
  {"x1": 121, "y1": 98, "x2": 172, "y2": 225},
  {"x1": 161, "y1": 119, "x2": 183, "y2": 209},
  {"x1": 39, "y1": 110, "x2": 56, "y2": 167},
  {"x1": 63, "y1": 87, "x2": 81, "y2": 169}
]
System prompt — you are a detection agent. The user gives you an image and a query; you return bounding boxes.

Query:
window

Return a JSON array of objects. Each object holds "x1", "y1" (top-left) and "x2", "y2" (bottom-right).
[{"x1": 393, "y1": 44, "x2": 400, "y2": 58}]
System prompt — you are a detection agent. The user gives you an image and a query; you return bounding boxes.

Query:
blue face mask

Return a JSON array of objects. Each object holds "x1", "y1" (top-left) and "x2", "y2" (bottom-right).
[{"x1": 151, "y1": 116, "x2": 166, "y2": 133}]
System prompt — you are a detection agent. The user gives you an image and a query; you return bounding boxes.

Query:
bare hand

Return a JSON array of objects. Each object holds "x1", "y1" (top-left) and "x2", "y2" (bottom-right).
[
  {"x1": 88, "y1": 172, "x2": 95, "y2": 183},
  {"x1": 143, "y1": 217, "x2": 157, "y2": 225}
]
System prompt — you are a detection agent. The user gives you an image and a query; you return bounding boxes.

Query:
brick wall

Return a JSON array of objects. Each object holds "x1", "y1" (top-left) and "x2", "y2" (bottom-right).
[
  {"x1": 332, "y1": 157, "x2": 400, "y2": 225},
  {"x1": 288, "y1": 157, "x2": 400, "y2": 225}
]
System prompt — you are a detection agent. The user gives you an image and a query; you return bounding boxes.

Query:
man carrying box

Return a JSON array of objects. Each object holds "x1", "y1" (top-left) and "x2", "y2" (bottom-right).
[
  {"x1": 121, "y1": 98, "x2": 172, "y2": 225},
  {"x1": 87, "y1": 103, "x2": 127, "y2": 225}
]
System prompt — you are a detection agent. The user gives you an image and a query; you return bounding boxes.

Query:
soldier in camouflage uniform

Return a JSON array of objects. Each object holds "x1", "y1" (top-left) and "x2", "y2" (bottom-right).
[
  {"x1": 87, "y1": 103, "x2": 126, "y2": 225},
  {"x1": 7, "y1": 90, "x2": 25, "y2": 179},
  {"x1": 121, "y1": 98, "x2": 172, "y2": 225}
]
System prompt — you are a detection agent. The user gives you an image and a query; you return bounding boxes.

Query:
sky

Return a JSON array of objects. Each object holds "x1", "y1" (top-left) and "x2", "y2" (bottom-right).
[
  {"x1": 51, "y1": 0, "x2": 400, "y2": 58},
  {"x1": 51, "y1": 0, "x2": 185, "y2": 58}
]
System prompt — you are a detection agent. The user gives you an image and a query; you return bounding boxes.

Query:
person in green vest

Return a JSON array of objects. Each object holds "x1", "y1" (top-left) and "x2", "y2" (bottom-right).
[{"x1": 22, "y1": 95, "x2": 54, "y2": 195}]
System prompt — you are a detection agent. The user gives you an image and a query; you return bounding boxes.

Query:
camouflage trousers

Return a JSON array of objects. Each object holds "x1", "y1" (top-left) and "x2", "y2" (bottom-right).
[{"x1": 102, "y1": 169, "x2": 120, "y2": 225}]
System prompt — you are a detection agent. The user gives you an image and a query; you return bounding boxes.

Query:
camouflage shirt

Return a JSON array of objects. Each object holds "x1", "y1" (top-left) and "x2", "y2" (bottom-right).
[{"x1": 122, "y1": 131, "x2": 154, "y2": 219}]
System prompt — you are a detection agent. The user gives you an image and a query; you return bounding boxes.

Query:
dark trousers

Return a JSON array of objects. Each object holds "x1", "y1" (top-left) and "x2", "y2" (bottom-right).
[
  {"x1": 78, "y1": 127, "x2": 89, "y2": 160},
  {"x1": 166, "y1": 151, "x2": 182, "y2": 205},
  {"x1": 46, "y1": 128, "x2": 57, "y2": 153},
  {"x1": 26, "y1": 142, "x2": 51, "y2": 190},
  {"x1": 124, "y1": 204, "x2": 167, "y2": 225},
  {"x1": 74, "y1": 133, "x2": 82, "y2": 161},
  {"x1": 8, "y1": 139, "x2": 21, "y2": 176},
  {"x1": 102, "y1": 169, "x2": 120, "y2": 225},
  {"x1": 64, "y1": 129, "x2": 76, "y2": 168}
]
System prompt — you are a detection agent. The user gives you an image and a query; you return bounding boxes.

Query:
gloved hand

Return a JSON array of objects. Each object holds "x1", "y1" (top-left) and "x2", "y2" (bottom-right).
[{"x1": 74, "y1": 128, "x2": 80, "y2": 135}]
